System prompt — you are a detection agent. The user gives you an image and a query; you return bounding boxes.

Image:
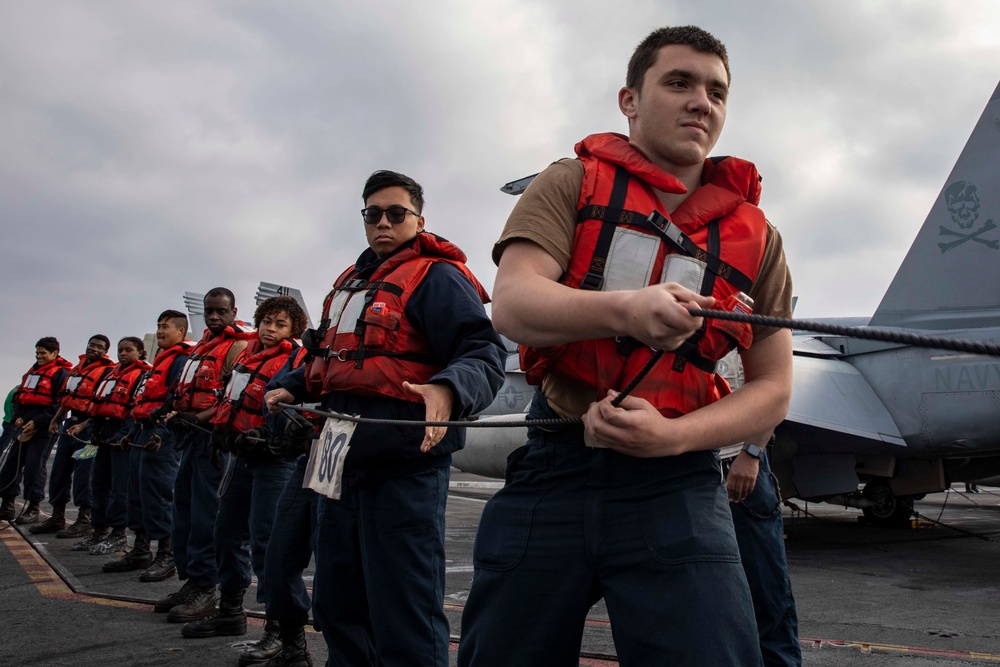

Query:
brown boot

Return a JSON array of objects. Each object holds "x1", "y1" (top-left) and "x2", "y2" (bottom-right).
[
  {"x1": 29, "y1": 503, "x2": 66, "y2": 534},
  {"x1": 238, "y1": 619, "x2": 282, "y2": 666},
  {"x1": 0, "y1": 498, "x2": 15, "y2": 522},
  {"x1": 181, "y1": 589, "x2": 247, "y2": 638},
  {"x1": 269, "y1": 624, "x2": 312, "y2": 667},
  {"x1": 56, "y1": 506, "x2": 92, "y2": 538},
  {"x1": 139, "y1": 537, "x2": 176, "y2": 582},
  {"x1": 166, "y1": 586, "x2": 217, "y2": 623},
  {"x1": 15, "y1": 501, "x2": 40, "y2": 525},
  {"x1": 102, "y1": 532, "x2": 153, "y2": 572}
]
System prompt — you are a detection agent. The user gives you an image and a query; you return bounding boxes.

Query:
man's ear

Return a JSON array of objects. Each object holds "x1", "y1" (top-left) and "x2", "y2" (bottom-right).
[{"x1": 619, "y1": 86, "x2": 638, "y2": 120}]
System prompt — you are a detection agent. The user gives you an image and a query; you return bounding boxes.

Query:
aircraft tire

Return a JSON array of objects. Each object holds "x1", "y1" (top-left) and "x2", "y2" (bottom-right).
[{"x1": 861, "y1": 480, "x2": 915, "y2": 527}]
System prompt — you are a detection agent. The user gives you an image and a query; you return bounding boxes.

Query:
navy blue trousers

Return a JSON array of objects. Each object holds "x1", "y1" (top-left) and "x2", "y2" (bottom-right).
[
  {"x1": 0, "y1": 428, "x2": 52, "y2": 504},
  {"x1": 172, "y1": 431, "x2": 222, "y2": 587},
  {"x1": 458, "y1": 394, "x2": 761, "y2": 667},
  {"x1": 262, "y1": 455, "x2": 317, "y2": 627},
  {"x1": 126, "y1": 423, "x2": 180, "y2": 539},
  {"x1": 47, "y1": 416, "x2": 93, "y2": 509},
  {"x1": 90, "y1": 418, "x2": 129, "y2": 529},
  {"x1": 728, "y1": 451, "x2": 802, "y2": 667},
  {"x1": 313, "y1": 464, "x2": 450, "y2": 667},
  {"x1": 215, "y1": 455, "x2": 295, "y2": 600}
]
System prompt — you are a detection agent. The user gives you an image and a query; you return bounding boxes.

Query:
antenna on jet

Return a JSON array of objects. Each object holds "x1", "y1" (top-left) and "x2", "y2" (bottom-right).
[
  {"x1": 255, "y1": 281, "x2": 314, "y2": 329},
  {"x1": 183, "y1": 291, "x2": 207, "y2": 337},
  {"x1": 500, "y1": 173, "x2": 539, "y2": 196}
]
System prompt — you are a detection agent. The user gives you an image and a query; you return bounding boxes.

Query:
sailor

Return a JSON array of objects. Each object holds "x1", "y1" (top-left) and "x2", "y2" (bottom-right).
[
  {"x1": 71, "y1": 337, "x2": 152, "y2": 555},
  {"x1": 458, "y1": 26, "x2": 794, "y2": 666},
  {"x1": 103, "y1": 311, "x2": 192, "y2": 579},
  {"x1": 0, "y1": 337, "x2": 72, "y2": 524},
  {"x1": 29, "y1": 335, "x2": 114, "y2": 537},
  {"x1": 265, "y1": 170, "x2": 506, "y2": 667},
  {"x1": 157, "y1": 288, "x2": 253, "y2": 627},
  {"x1": 725, "y1": 434, "x2": 801, "y2": 667},
  {"x1": 179, "y1": 295, "x2": 307, "y2": 646}
]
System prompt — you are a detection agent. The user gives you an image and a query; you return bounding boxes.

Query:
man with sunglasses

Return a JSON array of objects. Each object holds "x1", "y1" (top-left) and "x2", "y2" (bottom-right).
[
  {"x1": 458, "y1": 26, "x2": 794, "y2": 667},
  {"x1": 264, "y1": 170, "x2": 505, "y2": 667}
]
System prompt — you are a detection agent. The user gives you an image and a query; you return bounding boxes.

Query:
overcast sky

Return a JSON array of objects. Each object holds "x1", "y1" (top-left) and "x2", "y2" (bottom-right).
[{"x1": 1, "y1": 1, "x2": 998, "y2": 391}]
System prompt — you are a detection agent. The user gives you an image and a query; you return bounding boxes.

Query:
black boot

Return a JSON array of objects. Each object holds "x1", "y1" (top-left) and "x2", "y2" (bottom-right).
[
  {"x1": 139, "y1": 536, "x2": 176, "y2": 582},
  {"x1": 29, "y1": 503, "x2": 66, "y2": 533},
  {"x1": 238, "y1": 619, "x2": 282, "y2": 666},
  {"x1": 154, "y1": 580, "x2": 197, "y2": 613},
  {"x1": 268, "y1": 624, "x2": 312, "y2": 667},
  {"x1": 102, "y1": 532, "x2": 153, "y2": 572},
  {"x1": 56, "y1": 506, "x2": 93, "y2": 538},
  {"x1": 181, "y1": 589, "x2": 247, "y2": 638},
  {"x1": 166, "y1": 585, "x2": 217, "y2": 623},
  {"x1": 0, "y1": 498, "x2": 15, "y2": 522},
  {"x1": 15, "y1": 501, "x2": 41, "y2": 525}
]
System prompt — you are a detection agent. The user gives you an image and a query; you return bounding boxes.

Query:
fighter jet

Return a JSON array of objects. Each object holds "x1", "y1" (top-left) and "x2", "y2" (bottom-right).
[{"x1": 454, "y1": 79, "x2": 1000, "y2": 527}]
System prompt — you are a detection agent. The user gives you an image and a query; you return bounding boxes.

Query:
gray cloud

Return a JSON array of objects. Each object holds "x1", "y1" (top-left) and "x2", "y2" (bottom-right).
[{"x1": 1, "y1": 0, "x2": 999, "y2": 388}]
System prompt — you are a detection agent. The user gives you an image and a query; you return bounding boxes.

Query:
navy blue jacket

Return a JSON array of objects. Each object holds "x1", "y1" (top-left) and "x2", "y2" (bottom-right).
[{"x1": 276, "y1": 243, "x2": 506, "y2": 486}]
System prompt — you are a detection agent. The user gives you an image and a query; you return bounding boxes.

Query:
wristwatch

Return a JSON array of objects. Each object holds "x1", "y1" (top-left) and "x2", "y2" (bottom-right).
[{"x1": 741, "y1": 443, "x2": 763, "y2": 459}]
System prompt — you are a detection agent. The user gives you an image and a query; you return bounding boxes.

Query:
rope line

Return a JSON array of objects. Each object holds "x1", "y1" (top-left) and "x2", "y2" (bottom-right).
[{"x1": 688, "y1": 309, "x2": 1000, "y2": 357}]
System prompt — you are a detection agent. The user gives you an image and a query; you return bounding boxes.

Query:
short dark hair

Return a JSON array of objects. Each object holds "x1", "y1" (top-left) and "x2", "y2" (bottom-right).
[
  {"x1": 89, "y1": 335, "x2": 111, "y2": 350},
  {"x1": 205, "y1": 287, "x2": 236, "y2": 310},
  {"x1": 626, "y1": 26, "x2": 730, "y2": 92},
  {"x1": 118, "y1": 336, "x2": 147, "y2": 361},
  {"x1": 254, "y1": 296, "x2": 309, "y2": 339},
  {"x1": 362, "y1": 170, "x2": 424, "y2": 214},
  {"x1": 157, "y1": 309, "x2": 189, "y2": 333},
  {"x1": 35, "y1": 337, "x2": 60, "y2": 353}
]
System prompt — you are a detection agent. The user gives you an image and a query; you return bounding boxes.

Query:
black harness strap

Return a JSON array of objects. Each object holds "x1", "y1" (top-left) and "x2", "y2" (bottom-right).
[
  {"x1": 672, "y1": 220, "x2": 720, "y2": 373},
  {"x1": 577, "y1": 166, "x2": 638, "y2": 291},
  {"x1": 645, "y1": 211, "x2": 753, "y2": 294}
]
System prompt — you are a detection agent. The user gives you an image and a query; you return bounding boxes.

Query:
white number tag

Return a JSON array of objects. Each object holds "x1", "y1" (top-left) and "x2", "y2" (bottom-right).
[
  {"x1": 303, "y1": 417, "x2": 357, "y2": 500},
  {"x1": 65, "y1": 376, "x2": 84, "y2": 393},
  {"x1": 24, "y1": 374, "x2": 41, "y2": 390}
]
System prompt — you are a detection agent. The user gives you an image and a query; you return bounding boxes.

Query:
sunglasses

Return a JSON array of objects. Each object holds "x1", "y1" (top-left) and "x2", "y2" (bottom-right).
[{"x1": 361, "y1": 205, "x2": 420, "y2": 225}]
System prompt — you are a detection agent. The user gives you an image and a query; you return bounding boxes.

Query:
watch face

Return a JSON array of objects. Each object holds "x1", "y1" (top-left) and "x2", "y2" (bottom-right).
[{"x1": 743, "y1": 444, "x2": 762, "y2": 459}]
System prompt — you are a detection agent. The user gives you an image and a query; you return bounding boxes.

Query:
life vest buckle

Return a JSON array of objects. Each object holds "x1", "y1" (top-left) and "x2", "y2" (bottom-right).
[
  {"x1": 646, "y1": 211, "x2": 687, "y2": 251},
  {"x1": 335, "y1": 348, "x2": 350, "y2": 362},
  {"x1": 581, "y1": 272, "x2": 604, "y2": 291}
]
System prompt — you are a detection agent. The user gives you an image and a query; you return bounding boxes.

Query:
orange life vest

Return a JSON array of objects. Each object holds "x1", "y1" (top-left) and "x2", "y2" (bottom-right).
[
  {"x1": 519, "y1": 133, "x2": 768, "y2": 417},
  {"x1": 305, "y1": 232, "x2": 490, "y2": 402},
  {"x1": 60, "y1": 355, "x2": 115, "y2": 413},
  {"x1": 16, "y1": 357, "x2": 74, "y2": 407},
  {"x1": 89, "y1": 359, "x2": 154, "y2": 420},
  {"x1": 174, "y1": 323, "x2": 255, "y2": 413},
  {"x1": 132, "y1": 342, "x2": 193, "y2": 420},
  {"x1": 211, "y1": 337, "x2": 298, "y2": 434}
]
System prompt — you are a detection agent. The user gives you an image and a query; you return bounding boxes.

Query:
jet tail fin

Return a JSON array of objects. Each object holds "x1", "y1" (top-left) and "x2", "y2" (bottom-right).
[{"x1": 869, "y1": 81, "x2": 1000, "y2": 330}]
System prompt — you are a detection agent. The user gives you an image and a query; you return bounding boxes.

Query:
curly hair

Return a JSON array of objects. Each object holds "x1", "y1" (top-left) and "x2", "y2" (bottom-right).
[
  {"x1": 254, "y1": 296, "x2": 308, "y2": 339},
  {"x1": 118, "y1": 336, "x2": 147, "y2": 361}
]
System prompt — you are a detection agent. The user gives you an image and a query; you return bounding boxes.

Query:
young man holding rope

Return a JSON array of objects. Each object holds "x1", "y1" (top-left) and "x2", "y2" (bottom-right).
[
  {"x1": 159, "y1": 288, "x2": 253, "y2": 626},
  {"x1": 29, "y1": 334, "x2": 114, "y2": 537},
  {"x1": 0, "y1": 338, "x2": 72, "y2": 524},
  {"x1": 265, "y1": 170, "x2": 506, "y2": 667},
  {"x1": 458, "y1": 26, "x2": 794, "y2": 667}
]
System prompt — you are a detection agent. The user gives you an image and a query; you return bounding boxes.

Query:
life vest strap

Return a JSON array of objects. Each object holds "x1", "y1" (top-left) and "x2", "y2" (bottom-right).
[
  {"x1": 645, "y1": 211, "x2": 753, "y2": 294},
  {"x1": 577, "y1": 165, "x2": 633, "y2": 291}
]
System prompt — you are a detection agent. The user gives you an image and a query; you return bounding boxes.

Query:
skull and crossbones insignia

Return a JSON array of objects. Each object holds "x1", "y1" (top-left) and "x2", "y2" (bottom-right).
[{"x1": 938, "y1": 181, "x2": 998, "y2": 253}]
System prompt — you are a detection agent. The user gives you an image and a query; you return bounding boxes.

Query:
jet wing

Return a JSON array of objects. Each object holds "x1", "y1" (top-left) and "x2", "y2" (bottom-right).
[{"x1": 785, "y1": 347, "x2": 906, "y2": 448}]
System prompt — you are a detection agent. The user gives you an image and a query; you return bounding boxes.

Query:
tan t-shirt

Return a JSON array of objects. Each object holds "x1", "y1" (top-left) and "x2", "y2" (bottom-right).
[{"x1": 493, "y1": 158, "x2": 794, "y2": 417}]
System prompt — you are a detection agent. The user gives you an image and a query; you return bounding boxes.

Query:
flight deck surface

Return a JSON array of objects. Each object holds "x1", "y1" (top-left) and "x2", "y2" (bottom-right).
[{"x1": 2, "y1": 473, "x2": 999, "y2": 666}]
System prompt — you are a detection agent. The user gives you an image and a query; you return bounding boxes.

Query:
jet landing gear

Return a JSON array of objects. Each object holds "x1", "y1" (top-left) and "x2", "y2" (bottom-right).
[{"x1": 861, "y1": 480, "x2": 915, "y2": 527}]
